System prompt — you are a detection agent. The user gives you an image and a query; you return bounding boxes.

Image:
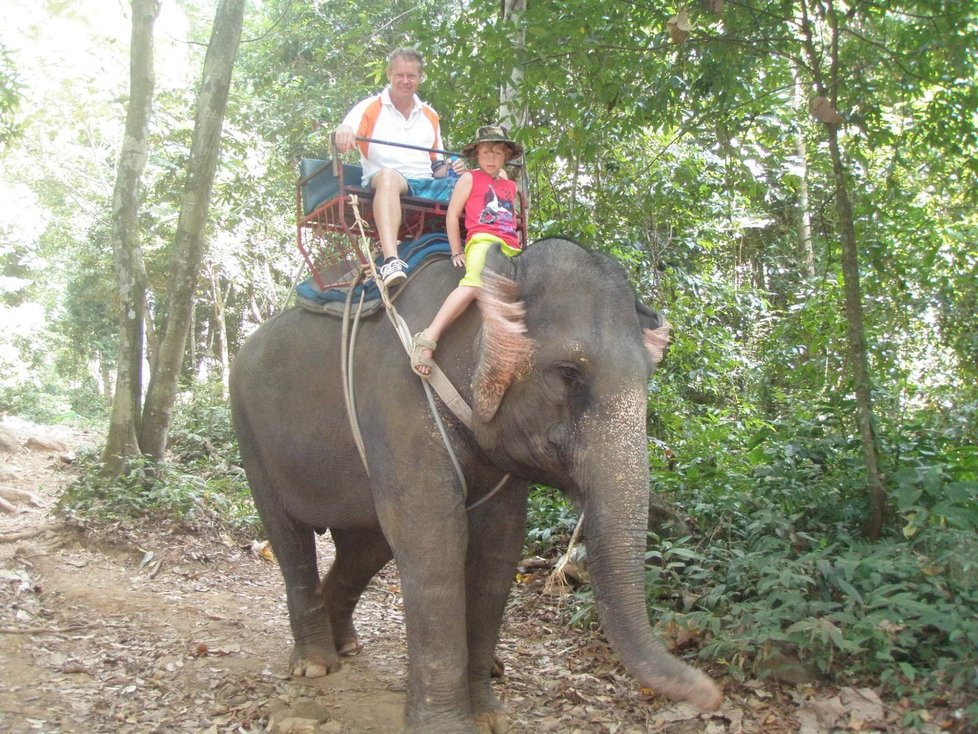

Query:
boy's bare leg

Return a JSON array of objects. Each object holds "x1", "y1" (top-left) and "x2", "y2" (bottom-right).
[{"x1": 416, "y1": 287, "x2": 479, "y2": 375}]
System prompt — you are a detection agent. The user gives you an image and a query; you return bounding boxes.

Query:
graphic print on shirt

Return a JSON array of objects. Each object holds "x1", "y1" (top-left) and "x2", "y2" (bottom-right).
[{"x1": 478, "y1": 183, "x2": 517, "y2": 239}]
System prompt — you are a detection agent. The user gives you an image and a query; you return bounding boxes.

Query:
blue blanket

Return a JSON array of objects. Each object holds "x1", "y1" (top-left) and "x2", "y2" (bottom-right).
[{"x1": 296, "y1": 232, "x2": 451, "y2": 306}]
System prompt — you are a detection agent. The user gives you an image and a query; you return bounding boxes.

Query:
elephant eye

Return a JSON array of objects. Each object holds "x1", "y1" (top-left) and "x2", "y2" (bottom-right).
[{"x1": 556, "y1": 362, "x2": 583, "y2": 384}]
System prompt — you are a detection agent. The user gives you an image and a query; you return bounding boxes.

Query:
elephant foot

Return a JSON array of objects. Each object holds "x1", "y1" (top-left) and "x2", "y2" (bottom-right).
[
  {"x1": 471, "y1": 686, "x2": 508, "y2": 734},
  {"x1": 404, "y1": 719, "x2": 480, "y2": 734},
  {"x1": 474, "y1": 709, "x2": 509, "y2": 734},
  {"x1": 331, "y1": 619, "x2": 363, "y2": 656},
  {"x1": 289, "y1": 646, "x2": 342, "y2": 678},
  {"x1": 337, "y1": 636, "x2": 362, "y2": 656}
]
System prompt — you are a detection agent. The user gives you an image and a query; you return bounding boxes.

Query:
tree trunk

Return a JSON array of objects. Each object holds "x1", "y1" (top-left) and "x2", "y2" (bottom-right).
[
  {"x1": 800, "y1": 0, "x2": 887, "y2": 539},
  {"x1": 188, "y1": 298, "x2": 197, "y2": 378},
  {"x1": 499, "y1": 0, "x2": 530, "y2": 211},
  {"x1": 827, "y1": 124, "x2": 887, "y2": 539},
  {"x1": 210, "y1": 265, "x2": 230, "y2": 399},
  {"x1": 139, "y1": 0, "x2": 245, "y2": 460},
  {"x1": 499, "y1": 0, "x2": 527, "y2": 132},
  {"x1": 794, "y1": 75, "x2": 815, "y2": 279},
  {"x1": 144, "y1": 305, "x2": 158, "y2": 373},
  {"x1": 101, "y1": 0, "x2": 161, "y2": 478}
]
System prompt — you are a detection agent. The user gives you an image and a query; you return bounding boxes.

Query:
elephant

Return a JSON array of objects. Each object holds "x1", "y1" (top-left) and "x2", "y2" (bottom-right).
[{"x1": 229, "y1": 237, "x2": 722, "y2": 733}]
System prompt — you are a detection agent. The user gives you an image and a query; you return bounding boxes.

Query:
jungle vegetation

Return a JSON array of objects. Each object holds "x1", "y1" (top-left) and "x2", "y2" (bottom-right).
[{"x1": 2, "y1": 0, "x2": 976, "y2": 726}]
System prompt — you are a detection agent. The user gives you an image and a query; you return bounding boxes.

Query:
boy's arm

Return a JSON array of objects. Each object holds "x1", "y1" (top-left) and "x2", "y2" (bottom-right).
[{"x1": 446, "y1": 173, "x2": 473, "y2": 256}]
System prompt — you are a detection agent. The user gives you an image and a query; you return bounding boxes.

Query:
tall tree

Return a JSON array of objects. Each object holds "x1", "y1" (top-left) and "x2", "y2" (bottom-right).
[
  {"x1": 102, "y1": 0, "x2": 161, "y2": 477},
  {"x1": 798, "y1": 0, "x2": 886, "y2": 538},
  {"x1": 139, "y1": 0, "x2": 246, "y2": 460},
  {"x1": 499, "y1": 0, "x2": 530, "y2": 209}
]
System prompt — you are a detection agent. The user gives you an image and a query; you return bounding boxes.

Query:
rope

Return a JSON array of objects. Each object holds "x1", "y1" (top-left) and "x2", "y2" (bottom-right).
[
  {"x1": 347, "y1": 197, "x2": 470, "y2": 501},
  {"x1": 340, "y1": 267, "x2": 370, "y2": 474},
  {"x1": 463, "y1": 473, "x2": 510, "y2": 512},
  {"x1": 333, "y1": 195, "x2": 512, "y2": 510}
]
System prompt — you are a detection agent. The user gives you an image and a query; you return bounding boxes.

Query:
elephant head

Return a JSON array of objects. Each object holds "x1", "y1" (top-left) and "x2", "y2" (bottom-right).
[{"x1": 470, "y1": 239, "x2": 721, "y2": 710}]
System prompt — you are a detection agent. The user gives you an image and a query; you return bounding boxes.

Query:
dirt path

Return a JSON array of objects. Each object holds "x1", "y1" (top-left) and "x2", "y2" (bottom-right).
[{"x1": 0, "y1": 419, "x2": 938, "y2": 733}]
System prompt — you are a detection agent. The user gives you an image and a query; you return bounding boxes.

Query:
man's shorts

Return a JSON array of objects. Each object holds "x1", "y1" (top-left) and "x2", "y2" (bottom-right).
[
  {"x1": 406, "y1": 177, "x2": 456, "y2": 201},
  {"x1": 458, "y1": 233, "x2": 521, "y2": 288},
  {"x1": 364, "y1": 170, "x2": 456, "y2": 201}
]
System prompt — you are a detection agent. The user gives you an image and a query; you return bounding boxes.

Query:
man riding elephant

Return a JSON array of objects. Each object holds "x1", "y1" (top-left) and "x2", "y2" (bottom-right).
[{"x1": 332, "y1": 47, "x2": 464, "y2": 288}]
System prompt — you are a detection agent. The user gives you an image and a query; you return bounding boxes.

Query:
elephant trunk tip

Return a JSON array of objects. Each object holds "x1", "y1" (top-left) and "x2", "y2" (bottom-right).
[{"x1": 642, "y1": 669, "x2": 723, "y2": 711}]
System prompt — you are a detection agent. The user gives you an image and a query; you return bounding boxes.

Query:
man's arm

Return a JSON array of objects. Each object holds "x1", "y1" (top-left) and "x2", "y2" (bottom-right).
[{"x1": 333, "y1": 95, "x2": 373, "y2": 154}]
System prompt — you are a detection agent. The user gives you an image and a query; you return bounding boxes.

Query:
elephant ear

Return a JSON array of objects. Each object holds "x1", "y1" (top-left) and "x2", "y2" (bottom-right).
[
  {"x1": 637, "y1": 302, "x2": 671, "y2": 368},
  {"x1": 473, "y1": 270, "x2": 535, "y2": 422}
]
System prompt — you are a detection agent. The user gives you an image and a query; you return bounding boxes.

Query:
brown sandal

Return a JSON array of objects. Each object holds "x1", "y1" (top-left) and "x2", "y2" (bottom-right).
[{"x1": 411, "y1": 331, "x2": 437, "y2": 378}]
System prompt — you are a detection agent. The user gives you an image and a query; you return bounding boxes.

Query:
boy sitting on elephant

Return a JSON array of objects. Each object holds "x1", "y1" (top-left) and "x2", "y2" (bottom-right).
[{"x1": 411, "y1": 124, "x2": 524, "y2": 377}]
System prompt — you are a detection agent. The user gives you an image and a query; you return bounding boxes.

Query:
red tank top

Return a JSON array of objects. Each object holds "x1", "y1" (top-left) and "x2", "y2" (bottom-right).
[{"x1": 463, "y1": 170, "x2": 520, "y2": 250}]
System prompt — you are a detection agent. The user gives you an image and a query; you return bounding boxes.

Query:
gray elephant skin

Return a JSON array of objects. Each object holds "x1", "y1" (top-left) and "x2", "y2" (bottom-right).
[{"x1": 230, "y1": 237, "x2": 722, "y2": 733}]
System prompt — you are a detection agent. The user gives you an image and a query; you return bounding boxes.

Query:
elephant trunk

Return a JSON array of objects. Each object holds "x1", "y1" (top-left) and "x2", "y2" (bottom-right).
[{"x1": 579, "y1": 408, "x2": 722, "y2": 710}]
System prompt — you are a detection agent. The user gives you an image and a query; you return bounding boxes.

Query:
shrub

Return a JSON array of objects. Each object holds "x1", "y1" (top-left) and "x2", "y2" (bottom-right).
[{"x1": 58, "y1": 382, "x2": 258, "y2": 535}]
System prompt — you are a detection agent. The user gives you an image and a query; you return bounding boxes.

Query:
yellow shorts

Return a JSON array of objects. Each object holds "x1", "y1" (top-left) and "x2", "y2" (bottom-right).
[{"x1": 458, "y1": 233, "x2": 521, "y2": 288}]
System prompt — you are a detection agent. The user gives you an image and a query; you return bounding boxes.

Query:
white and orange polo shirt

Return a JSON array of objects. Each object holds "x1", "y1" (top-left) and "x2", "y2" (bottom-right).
[{"x1": 341, "y1": 86, "x2": 443, "y2": 185}]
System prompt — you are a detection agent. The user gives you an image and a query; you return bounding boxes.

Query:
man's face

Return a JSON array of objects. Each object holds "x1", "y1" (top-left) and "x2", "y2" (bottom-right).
[{"x1": 387, "y1": 57, "x2": 422, "y2": 101}]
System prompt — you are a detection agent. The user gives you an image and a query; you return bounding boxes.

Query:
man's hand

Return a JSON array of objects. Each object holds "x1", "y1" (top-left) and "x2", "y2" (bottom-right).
[{"x1": 334, "y1": 125, "x2": 355, "y2": 154}]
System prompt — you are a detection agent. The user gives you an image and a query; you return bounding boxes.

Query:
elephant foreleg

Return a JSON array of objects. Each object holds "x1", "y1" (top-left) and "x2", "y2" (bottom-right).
[
  {"x1": 375, "y1": 487, "x2": 473, "y2": 733},
  {"x1": 323, "y1": 527, "x2": 394, "y2": 655},
  {"x1": 465, "y1": 483, "x2": 530, "y2": 730}
]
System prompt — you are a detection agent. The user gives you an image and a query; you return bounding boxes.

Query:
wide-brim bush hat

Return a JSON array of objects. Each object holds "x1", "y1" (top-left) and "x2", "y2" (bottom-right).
[{"x1": 461, "y1": 125, "x2": 524, "y2": 161}]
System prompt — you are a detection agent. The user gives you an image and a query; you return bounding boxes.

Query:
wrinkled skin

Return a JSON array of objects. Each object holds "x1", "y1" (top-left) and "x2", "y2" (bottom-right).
[{"x1": 230, "y1": 238, "x2": 722, "y2": 733}]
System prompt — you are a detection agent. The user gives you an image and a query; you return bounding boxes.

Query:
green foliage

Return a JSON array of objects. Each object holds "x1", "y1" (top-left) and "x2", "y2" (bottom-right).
[
  {"x1": 167, "y1": 382, "x2": 242, "y2": 469},
  {"x1": 0, "y1": 42, "x2": 24, "y2": 147},
  {"x1": 646, "y1": 525, "x2": 978, "y2": 716},
  {"x1": 524, "y1": 485, "x2": 577, "y2": 556},
  {"x1": 58, "y1": 383, "x2": 258, "y2": 535},
  {"x1": 891, "y1": 430, "x2": 978, "y2": 538}
]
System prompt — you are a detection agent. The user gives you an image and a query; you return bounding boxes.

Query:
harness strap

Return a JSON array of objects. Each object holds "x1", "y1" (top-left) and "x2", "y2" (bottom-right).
[
  {"x1": 406, "y1": 353, "x2": 471, "y2": 429},
  {"x1": 340, "y1": 195, "x2": 508, "y2": 509}
]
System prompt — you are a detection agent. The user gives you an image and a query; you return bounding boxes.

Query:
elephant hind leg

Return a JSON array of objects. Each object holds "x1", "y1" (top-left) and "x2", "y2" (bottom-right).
[
  {"x1": 246, "y1": 478, "x2": 340, "y2": 679},
  {"x1": 268, "y1": 523, "x2": 340, "y2": 679},
  {"x1": 323, "y1": 527, "x2": 394, "y2": 655}
]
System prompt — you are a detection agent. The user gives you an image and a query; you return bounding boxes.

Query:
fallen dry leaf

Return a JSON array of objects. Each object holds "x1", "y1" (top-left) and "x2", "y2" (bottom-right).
[
  {"x1": 250, "y1": 539, "x2": 275, "y2": 562},
  {"x1": 841, "y1": 686, "x2": 885, "y2": 728}
]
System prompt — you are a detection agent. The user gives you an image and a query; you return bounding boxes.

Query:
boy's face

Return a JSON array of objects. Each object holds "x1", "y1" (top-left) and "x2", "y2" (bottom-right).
[{"x1": 476, "y1": 142, "x2": 510, "y2": 177}]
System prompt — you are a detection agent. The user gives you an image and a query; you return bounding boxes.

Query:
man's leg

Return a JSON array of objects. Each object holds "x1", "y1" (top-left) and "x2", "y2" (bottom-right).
[{"x1": 370, "y1": 168, "x2": 408, "y2": 260}]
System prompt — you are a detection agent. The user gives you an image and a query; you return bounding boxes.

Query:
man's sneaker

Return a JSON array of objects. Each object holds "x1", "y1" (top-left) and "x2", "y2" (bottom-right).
[{"x1": 379, "y1": 258, "x2": 408, "y2": 287}]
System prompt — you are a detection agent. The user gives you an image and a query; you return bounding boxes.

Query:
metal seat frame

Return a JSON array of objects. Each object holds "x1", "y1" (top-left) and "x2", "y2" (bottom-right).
[{"x1": 296, "y1": 138, "x2": 527, "y2": 290}]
